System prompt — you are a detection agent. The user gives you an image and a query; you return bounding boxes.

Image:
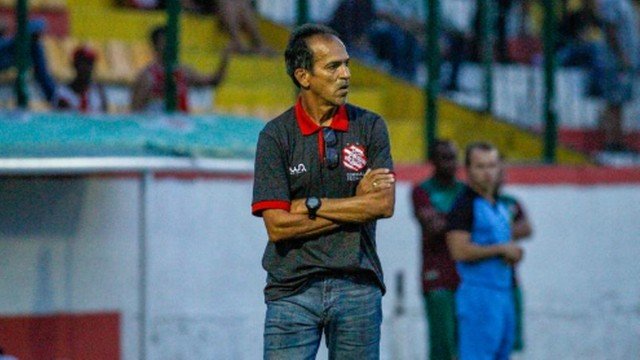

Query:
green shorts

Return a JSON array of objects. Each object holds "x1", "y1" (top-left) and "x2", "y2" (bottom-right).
[
  {"x1": 424, "y1": 289, "x2": 457, "y2": 360},
  {"x1": 513, "y1": 286, "x2": 525, "y2": 352}
]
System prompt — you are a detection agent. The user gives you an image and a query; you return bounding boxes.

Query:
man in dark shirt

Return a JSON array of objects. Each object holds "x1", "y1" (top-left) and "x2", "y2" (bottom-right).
[
  {"x1": 446, "y1": 142, "x2": 524, "y2": 360},
  {"x1": 411, "y1": 139, "x2": 464, "y2": 360},
  {"x1": 251, "y1": 24, "x2": 395, "y2": 359}
]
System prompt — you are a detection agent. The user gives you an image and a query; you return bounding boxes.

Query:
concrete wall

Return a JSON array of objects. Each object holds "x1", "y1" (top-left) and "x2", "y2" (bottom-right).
[{"x1": 0, "y1": 175, "x2": 638, "y2": 359}]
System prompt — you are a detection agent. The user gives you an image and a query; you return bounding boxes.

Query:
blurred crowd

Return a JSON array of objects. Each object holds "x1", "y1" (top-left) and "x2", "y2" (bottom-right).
[
  {"x1": 0, "y1": 0, "x2": 276, "y2": 114},
  {"x1": 1, "y1": 0, "x2": 639, "y2": 152},
  {"x1": 327, "y1": 0, "x2": 640, "y2": 153}
]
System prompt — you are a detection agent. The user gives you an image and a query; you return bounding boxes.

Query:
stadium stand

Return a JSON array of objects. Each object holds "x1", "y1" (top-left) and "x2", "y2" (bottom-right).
[{"x1": 0, "y1": 0, "x2": 592, "y2": 164}]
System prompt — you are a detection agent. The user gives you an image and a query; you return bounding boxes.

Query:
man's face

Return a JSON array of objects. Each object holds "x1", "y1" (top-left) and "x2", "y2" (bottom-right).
[
  {"x1": 154, "y1": 34, "x2": 166, "y2": 57},
  {"x1": 467, "y1": 148, "x2": 500, "y2": 195},
  {"x1": 433, "y1": 143, "x2": 458, "y2": 178},
  {"x1": 302, "y1": 35, "x2": 351, "y2": 107}
]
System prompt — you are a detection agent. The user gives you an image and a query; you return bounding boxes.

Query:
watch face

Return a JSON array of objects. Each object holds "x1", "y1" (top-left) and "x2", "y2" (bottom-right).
[{"x1": 307, "y1": 197, "x2": 320, "y2": 209}]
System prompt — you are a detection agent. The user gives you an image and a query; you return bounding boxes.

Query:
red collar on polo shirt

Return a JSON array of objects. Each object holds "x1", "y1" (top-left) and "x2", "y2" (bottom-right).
[{"x1": 294, "y1": 98, "x2": 349, "y2": 135}]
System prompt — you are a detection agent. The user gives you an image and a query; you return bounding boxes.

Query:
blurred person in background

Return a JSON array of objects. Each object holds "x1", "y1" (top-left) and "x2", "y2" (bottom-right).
[
  {"x1": 252, "y1": 24, "x2": 395, "y2": 359},
  {"x1": 446, "y1": 142, "x2": 524, "y2": 360},
  {"x1": 0, "y1": 347, "x2": 17, "y2": 360},
  {"x1": 130, "y1": 25, "x2": 230, "y2": 113},
  {"x1": 328, "y1": 0, "x2": 422, "y2": 82},
  {"x1": 124, "y1": 0, "x2": 161, "y2": 9},
  {"x1": 328, "y1": 0, "x2": 465, "y2": 88},
  {"x1": 0, "y1": 18, "x2": 56, "y2": 104},
  {"x1": 411, "y1": 139, "x2": 464, "y2": 360},
  {"x1": 557, "y1": 0, "x2": 607, "y2": 104},
  {"x1": 181, "y1": 0, "x2": 276, "y2": 55},
  {"x1": 588, "y1": 0, "x2": 639, "y2": 153},
  {"x1": 53, "y1": 45, "x2": 108, "y2": 113},
  {"x1": 496, "y1": 165, "x2": 533, "y2": 354}
]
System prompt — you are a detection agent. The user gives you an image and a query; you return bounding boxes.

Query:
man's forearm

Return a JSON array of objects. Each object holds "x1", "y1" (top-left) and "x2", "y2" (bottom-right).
[
  {"x1": 447, "y1": 231, "x2": 505, "y2": 262},
  {"x1": 316, "y1": 188, "x2": 395, "y2": 223},
  {"x1": 452, "y1": 242, "x2": 505, "y2": 262},
  {"x1": 263, "y1": 209, "x2": 340, "y2": 243}
]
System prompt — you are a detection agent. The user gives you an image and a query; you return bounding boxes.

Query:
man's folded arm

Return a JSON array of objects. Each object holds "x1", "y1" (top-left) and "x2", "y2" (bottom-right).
[{"x1": 261, "y1": 208, "x2": 341, "y2": 243}]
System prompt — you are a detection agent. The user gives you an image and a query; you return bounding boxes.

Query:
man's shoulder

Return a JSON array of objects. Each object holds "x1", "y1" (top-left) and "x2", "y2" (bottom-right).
[
  {"x1": 415, "y1": 177, "x2": 437, "y2": 194},
  {"x1": 497, "y1": 192, "x2": 519, "y2": 205},
  {"x1": 345, "y1": 103, "x2": 383, "y2": 122},
  {"x1": 261, "y1": 107, "x2": 296, "y2": 134},
  {"x1": 421, "y1": 177, "x2": 465, "y2": 192},
  {"x1": 451, "y1": 185, "x2": 476, "y2": 208}
]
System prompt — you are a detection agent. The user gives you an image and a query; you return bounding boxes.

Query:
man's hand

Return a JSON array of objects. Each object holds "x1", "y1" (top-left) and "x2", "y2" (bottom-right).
[
  {"x1": 356, "y1": 168, "x2": 395, "y2": 195},
  {"x1": 501, "y1": 243, "x2": 524, "y2": 265}
]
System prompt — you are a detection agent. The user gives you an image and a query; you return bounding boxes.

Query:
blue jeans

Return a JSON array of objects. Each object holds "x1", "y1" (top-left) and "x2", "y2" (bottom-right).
[{"x1": 264, "y1": 273, "x2": 382, "y2": 360}]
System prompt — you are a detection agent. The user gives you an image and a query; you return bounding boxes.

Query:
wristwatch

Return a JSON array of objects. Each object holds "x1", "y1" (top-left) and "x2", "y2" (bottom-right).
[{"x1": 305, "y1": 196, "x2": 322, "y2": 219}]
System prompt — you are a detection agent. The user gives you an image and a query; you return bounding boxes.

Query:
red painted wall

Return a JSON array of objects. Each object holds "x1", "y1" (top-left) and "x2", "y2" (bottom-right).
[
  {"x1": 0, "y1": 312, "x2": 120, "y2": 360},
  {"x1": 0, "y1": 8, "x2": 69, "y2": 37}
]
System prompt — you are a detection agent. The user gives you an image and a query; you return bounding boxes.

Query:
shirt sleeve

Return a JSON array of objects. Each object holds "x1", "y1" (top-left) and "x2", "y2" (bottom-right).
[
  {"x1": 411, "y1": 184, "x2": 432, "y2": 215},
  {"x1": 446, "y1": 193, "x2": 474, "y2": 233},
  {"x1": 511, "y1": 199, "x2": 527, "y2": 223},
  {"x1": 366, "y1": 115, "x2": 393, "y2": 170},
  {"x1": 251, "y1": 128, "x2": 291, "y2": 217}
]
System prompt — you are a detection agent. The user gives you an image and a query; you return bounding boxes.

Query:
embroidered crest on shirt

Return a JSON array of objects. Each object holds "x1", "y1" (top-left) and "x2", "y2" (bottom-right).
[{"x1": 342, "y1": 144, "x2": 367, "y2": 172}]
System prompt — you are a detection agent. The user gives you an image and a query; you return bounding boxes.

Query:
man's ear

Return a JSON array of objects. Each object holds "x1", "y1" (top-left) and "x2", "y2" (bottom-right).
[{"x1": 294, "y1": 68, "x2": 310, "y2": 89}]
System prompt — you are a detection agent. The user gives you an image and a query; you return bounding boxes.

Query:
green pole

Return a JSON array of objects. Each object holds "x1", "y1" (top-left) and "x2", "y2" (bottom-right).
[
  {"x1": 293, "y1": 1, "x2": 309, "y2": 99},
  {"x1": 542, "y1": 0, "x2": 557, "y2": 163},
  {"x1": 15, "y1": 0, "x2": 29, "y2": 108},
  {"x1": 479, "y1": 0, "x2": 494, "y2": 114},
  {"x1": 297, "y1": 0, "x2": 309, "y2": 26},
  {"x1": 425, "y1": 0, "x2": 440, "y2": 160},
  {"x1": 164, "y1": 0, "x2": 180, "y2": 113}
]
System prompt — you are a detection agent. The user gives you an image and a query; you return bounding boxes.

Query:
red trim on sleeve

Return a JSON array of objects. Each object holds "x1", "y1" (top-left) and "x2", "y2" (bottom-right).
[
  {"x1": 294, "y1": 98, "x2": 349, "y2": 135},
  {"x1": 251, "y1": 200, "x2": 291, "y2": 217}
]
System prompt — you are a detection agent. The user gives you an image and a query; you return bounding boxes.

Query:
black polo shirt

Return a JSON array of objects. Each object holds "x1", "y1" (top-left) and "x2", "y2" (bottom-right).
[{"x1": 252, "y1": 98, "x2": 393, "y2": 301}]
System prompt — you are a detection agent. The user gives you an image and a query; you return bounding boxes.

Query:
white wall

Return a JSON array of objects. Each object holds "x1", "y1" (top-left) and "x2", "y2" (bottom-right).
[{"x1": 0, "y1": 176, "x2": 639, "y2": 359}]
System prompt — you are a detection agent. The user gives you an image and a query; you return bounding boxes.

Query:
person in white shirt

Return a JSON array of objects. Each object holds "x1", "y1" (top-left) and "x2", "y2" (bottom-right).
[{"x1": 54, "y1": 45, "x2": 108, "y2": 113}]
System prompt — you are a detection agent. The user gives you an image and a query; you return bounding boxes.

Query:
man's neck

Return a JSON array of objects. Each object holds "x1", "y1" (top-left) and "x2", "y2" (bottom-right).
[
  {"x1": 299, "y1": 94, "x2": 339, "y2": 126},
  {"x1": 433, "y1": 173, "x2": 456, "y2": 187},
  {"x1": 470, "y1": 183, "x2": 495, "y2": 202}
]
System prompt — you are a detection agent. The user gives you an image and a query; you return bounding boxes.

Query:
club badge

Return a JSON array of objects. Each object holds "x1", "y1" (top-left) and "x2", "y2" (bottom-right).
[{"x1": 342, "y1": 144, "x2": 367, "y2": 172}]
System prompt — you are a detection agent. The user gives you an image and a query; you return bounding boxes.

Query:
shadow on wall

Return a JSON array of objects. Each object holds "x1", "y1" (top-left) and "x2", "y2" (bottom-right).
[{"x1": 0, "y1": 177, "x2": 85, "y2": 237}]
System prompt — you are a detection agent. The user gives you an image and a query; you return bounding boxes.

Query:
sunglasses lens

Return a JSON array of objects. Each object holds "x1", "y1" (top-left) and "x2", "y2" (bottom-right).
[
  {"x1": 323, "y1": 128, "x2": 339, "y2": 169},
  {"x1": 323, "y1": 128, "x2": 337, "y2": 146},
  {"x1": 326, "y1": 147, "x2": 339, "y2": 169}
]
